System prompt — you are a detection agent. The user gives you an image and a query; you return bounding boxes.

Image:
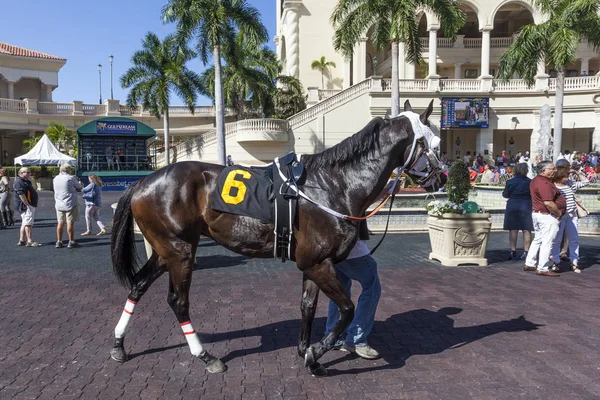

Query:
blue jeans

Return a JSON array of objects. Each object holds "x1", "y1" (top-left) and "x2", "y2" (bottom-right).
[{"x1": 325, "y1": 254, "x2": 381, "y2": 346}]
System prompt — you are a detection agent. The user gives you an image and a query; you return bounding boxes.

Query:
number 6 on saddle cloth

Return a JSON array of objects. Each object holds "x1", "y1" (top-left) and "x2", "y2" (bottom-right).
[{"x1": 212, "y1": 152, "x2": 306, "y2": 261}]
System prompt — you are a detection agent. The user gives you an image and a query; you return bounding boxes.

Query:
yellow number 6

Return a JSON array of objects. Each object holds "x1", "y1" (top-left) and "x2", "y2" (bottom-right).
[{"x1": 221, "y1": 169, "x2": 251, "y2": 205}]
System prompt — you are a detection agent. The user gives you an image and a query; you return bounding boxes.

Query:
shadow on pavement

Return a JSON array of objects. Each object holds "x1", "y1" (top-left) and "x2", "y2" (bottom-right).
[{"x1": 193, "y1": 307, "x2": 543, "y2": 373}]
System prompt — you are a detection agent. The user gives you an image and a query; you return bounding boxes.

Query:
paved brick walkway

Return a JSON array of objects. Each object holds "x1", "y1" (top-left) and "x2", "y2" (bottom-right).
[{"x1": 1, "y1": 192, "x2": 600, "y2": 399}]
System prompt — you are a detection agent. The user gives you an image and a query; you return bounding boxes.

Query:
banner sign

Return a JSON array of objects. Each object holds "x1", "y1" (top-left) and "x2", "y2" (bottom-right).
[
  {"x1": 99, "y1": 176, "x2": 144, "y2": 191},
  {"x1": 96, "y1": 121, "x2": 137, "y2": 134},
  {"x1": 441, "y1": 97, "x2": 489, "y2": 129}
]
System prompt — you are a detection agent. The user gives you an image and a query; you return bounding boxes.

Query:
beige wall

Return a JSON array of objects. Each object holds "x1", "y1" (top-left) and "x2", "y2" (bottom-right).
[{"x1": 14, "y1": 78, "x2": 41, "y2": 100}]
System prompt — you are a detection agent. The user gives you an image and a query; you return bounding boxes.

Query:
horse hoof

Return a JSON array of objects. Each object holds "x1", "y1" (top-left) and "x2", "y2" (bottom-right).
[
  {"x1": 308, "y1": 362, "x2": 328, "y2": 378},
  {"x1": 304, "y1": 347, "x2": 316, "y2": 367},
  {"x1": 206, "y1": 359, "x2": 227, "y2": 374},
  {"x1": 110, "y1": 347, "x2": 128, "y2": 363}
]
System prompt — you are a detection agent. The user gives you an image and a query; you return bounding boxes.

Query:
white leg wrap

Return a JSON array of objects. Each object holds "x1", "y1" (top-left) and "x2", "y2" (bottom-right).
[
  {"x1": 115, "y1": 299, "x2": 136, "y2": 338},
  {"x1": 180, "y1": 321, "x2": 204, "y2": 356}
]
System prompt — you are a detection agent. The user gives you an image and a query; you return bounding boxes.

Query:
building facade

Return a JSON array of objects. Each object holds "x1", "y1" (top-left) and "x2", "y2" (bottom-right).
[{"x1": 270, "y1": 0, "x2": 600, "y2": 164}]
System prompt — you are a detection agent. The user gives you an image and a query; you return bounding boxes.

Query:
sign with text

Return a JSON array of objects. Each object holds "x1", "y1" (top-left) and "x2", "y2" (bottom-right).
[{"x1": 96, "y1": 121, "x2": 137, "y2": 134}]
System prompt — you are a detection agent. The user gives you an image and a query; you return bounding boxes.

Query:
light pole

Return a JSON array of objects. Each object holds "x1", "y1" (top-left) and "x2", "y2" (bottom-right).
[
  {"x1": 109, "y1": 55, "x2": 114, "y2": 100},
  {"x1": 97, "y1": 64, "x2": 103, "y2": 104},
  {"x1": 373, "y1": 56, "x2": 378, "y2": 76}
]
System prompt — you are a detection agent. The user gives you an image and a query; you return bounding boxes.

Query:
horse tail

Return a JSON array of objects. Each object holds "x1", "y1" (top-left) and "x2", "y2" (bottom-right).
[{"x1": 111, "y1": 183, "x2": 140, "y2": 289}]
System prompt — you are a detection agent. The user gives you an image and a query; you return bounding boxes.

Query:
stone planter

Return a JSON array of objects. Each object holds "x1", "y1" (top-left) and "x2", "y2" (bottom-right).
[{"x1": 427, "y1": 212, "x2": 492, "y2": 267}]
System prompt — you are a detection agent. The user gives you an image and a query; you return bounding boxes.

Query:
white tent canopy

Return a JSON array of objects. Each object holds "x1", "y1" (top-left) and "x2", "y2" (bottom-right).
[{"x1": 14, "y1": 134, "x2": 76, "y2": 166}]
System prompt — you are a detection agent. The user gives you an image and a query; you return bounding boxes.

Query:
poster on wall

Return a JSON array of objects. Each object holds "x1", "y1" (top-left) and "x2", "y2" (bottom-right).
[{"x1": 441, "y1": 97, "x2": 489, "y2": 129}]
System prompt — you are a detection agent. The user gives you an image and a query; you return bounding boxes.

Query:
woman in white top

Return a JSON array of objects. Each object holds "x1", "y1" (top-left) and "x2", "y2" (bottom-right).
[{"x1": 551, "y1": 163, "x2": 589, "y2": 273}]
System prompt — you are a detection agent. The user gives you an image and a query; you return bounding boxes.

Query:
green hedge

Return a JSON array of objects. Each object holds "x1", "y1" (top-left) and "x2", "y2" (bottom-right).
[{"x1": 0, "y1": 166, "x2": 66, "y2": 178}]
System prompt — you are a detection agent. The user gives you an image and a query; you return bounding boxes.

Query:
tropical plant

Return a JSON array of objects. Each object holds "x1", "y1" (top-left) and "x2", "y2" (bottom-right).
[
  {"x1": 331, "y1": 0, "x2": 465, "y2": 117},
  {"x1": 497, "y1": 0, "x2": 600, "y2": 162},
  {"x1": 120, "y1": 32, "x2": 203, "y2": 165},
  {"x1": 199, "y1": 33, "x2": 280, "y2": 120},
  {"x1": 272, "y1": 75, "x2": 307, "y2": 119},
  {"x1": 46, "y1": 122, "x2": 77, "y2": 157},
  {"x1": 162, "y1": 0, "x2": 268, "y2": 165},
  {"x1": 22, "y1": 136, "x2": 42, "y2": 153},
  {"x1": 426, "y1": 159, "x2": 472, "y2": 215},
  {"x1": 311, "y1": 56, "x2": 337, "y2": 89}
]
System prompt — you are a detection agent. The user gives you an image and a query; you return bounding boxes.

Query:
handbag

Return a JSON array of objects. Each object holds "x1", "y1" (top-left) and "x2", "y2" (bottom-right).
[
  {"x1": 82, "y1": 190, "x2": 95, "y2": 201},
  {"x1": 575, "y1": 199, "x2": 589, "y2": 218}
]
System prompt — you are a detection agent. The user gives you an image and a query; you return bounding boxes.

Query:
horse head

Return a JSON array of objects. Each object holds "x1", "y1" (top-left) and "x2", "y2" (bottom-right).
[{"x1": 389, "y1": 100, "x2": 444, "y2": 192}]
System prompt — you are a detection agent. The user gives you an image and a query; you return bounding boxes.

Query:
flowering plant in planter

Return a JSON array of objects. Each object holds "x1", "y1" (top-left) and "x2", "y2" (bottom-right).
[{"x1": 426, "y1": 159, "x2": 481, "y2": 216}]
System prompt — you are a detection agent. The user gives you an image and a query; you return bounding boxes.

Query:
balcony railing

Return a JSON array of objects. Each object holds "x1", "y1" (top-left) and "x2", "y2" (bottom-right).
[
  {"x1": 420, "y1": 35, "x2": 515, "y2": 49},
  {"x1": 0, "y1": 99, "x2": 236, "y2": 117}
]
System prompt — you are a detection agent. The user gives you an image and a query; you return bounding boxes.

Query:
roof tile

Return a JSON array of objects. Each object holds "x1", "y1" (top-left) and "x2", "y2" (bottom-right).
[{"x1": 0, "y1": 42, "x2": 65, "y2": 61}]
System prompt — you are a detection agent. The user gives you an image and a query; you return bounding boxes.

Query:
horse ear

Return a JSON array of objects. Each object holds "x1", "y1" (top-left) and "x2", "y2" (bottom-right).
[
  {"x1": 420, "y1": 100, "x2": 434, "y2": 124},
  {"x1": 404, "y1": 100, "x2": 413, "y2": 112}
]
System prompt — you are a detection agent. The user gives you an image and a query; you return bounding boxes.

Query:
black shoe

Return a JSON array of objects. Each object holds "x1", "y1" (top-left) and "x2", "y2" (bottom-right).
[
  {"x1": 508, "y1": 251, "x2": 516, "y2": 261},
  {"x1": 520, "y1": 251, "x2": 528, "y2": 260}
]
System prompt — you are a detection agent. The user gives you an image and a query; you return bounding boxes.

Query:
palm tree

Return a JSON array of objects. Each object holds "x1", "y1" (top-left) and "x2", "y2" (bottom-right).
[
  {"x1": 311, "y1": 56, "x2": 337, "y2": 89},
  {"x1": 120, "y1": 32, "x2": 203, "y2": 165},
  {"x1": 199, "y1": 33, "x2": 281, "y2": 120},
  {"x1": 162, "y1": 0, "x2": 268, "y2": 165},
  {"x1": 45, "y1": 122, "x2": 77, "y2": 156},
  {"x1": 273, "y1": 75, "x2": 306, "y2": 119},
  {"x1": 331, "y1": 0, "x2": 465, "y2": 117},
  {"x1": 497, "y1": 0, "x2": 600, "y2": 162},
  {"x1": 22, "y1": 135, "x2": 42, "y2": 152}
]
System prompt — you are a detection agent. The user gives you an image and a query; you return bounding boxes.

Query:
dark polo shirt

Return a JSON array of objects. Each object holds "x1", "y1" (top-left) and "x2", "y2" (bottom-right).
[{"x1": 529, "y1": 174, "x2": 566, "y2": 215}]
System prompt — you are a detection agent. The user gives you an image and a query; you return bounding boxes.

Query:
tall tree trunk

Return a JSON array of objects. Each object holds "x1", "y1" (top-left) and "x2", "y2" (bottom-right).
[
  {"x1": 163, "y1": 108, "x2": 170, "y2": 165},
  {"x1": 214, "y1": 45, "x2": 226, "y2": 165},
  {"x1": 391, "y1": 40, "x2": 400, "y2": 117},
  {"x1": 321, "y1": 71, "x2": 324, "y2": 89},
  {"x1": 553, "y1": 70, "x2": 564, "y2": 162}
]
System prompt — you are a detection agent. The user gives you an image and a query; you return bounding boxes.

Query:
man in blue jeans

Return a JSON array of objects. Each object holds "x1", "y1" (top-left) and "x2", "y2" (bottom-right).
[{"x1": 325, "y1": 219, "x2": 381, "y2": 359}]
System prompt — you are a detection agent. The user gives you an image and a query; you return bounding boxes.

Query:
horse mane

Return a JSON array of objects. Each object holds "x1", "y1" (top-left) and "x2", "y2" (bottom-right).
[{"x1": 302, "y1": 117, "x2": 389, "y2": 170}]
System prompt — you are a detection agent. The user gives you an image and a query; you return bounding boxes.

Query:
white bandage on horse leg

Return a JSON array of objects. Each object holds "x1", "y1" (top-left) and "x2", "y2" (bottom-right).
[
  {"x1": 180, "y1": 321, "x2": 205, "y2": 357},
  {"x1": 115, "y1": 298, "x2": 136, "y2": 338}
]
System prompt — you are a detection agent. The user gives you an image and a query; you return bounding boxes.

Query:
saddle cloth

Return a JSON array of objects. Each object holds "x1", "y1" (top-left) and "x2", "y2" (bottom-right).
[
  {"x1": 211, "y1": 153, "x2": 306, "y2": 261},
  {"x1": 211, "y1": 165, "x2": 274, "y2": 223}
]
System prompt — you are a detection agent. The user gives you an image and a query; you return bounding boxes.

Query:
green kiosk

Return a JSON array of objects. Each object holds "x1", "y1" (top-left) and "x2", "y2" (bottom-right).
[{"x1": 77, "y1": 117, "x2": 156, "y2": 191}]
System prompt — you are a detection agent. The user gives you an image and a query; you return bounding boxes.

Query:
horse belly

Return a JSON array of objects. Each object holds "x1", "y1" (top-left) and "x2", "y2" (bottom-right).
[{"x1": 208, "y1": 215, "x2": 275, "y2": 259}]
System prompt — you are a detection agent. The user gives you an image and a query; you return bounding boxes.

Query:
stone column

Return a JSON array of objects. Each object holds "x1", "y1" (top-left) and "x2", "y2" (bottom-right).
[
  {"x1": 477, "y1": 126, "x2": 494, "y2": 161},
  {"x1": 45, "y1": 85, "x2": 53, "y2": 101},
  {"x1": 428, "y1": 29, "x2": 439, "y2": 78},
  {"x1": 593, "y1": 109, "x2": 600, "y2": 151},
  {"x1": 358, "y1": 37, "x2": 368, "y2": 80},
  {"x1": 283, "y1": 0, "x2": 302, "y2": 78},
  {"x1": 480, "y1": 28, "x2": 492, "y2": 78},
  {"x1": 72, "y1": 101, "x2": 84, "y2": 115},
  {"x1": 398, "y1": 42, "x2": 406, "y2": 79},
  {"x1": 454, "y1": 63, "x2": 463, "y2": 79},
  {"x1": 581, "y1": 57, "x2": 591, "y2": 75},
  {"x1": 7, "y1": 81, "x2": 14, "y2": 99},
  {"x1": 344, "y1": 59, "x2": 351, "y2": 88},
  {"x1": 406, "y1": 62, "x2": 416, "y2": 79},
  {"x1": 535, "y1": 57, "x2": 549, "y2": 91}
]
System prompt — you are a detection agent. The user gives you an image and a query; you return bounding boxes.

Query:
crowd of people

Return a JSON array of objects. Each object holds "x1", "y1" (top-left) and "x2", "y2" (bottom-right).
[{"x1": 0, "y1": 164, "x2": 107, "y2": 247}]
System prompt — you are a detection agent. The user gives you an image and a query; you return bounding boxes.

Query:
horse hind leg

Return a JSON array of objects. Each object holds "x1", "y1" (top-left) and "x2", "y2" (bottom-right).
[
  {"x1": 166, "y1": 255, "x2": 226, "y2": 374},
  {"x1": 297, "y1": 275, "x2": 328, "y2": 378},
  {"x1": 110, "y1": 253, "x2": 164, "y2": 362}
]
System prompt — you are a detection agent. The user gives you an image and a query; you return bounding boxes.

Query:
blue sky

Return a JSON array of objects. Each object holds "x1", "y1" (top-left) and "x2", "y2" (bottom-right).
[{"x1": 0, "y1": 0, "x2": 276, "y2": 105}]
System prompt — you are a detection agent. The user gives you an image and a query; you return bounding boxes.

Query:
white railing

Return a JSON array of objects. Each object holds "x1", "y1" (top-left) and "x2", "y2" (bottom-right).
[
  {"x1": 0, "y1": 98, "x2": 26, "y2": 113},
  {"x1": 439, "y1": 79, "x2": 480, "y2": 91},
  {"x1": 438, "y1": 38, "x2": 454, "y2": 48},
  {"x1": 82, "y1": 104, "x2": 107, "y2": 115},
  {"x1": 463, "y1": 38, "x2": 480, "y2": 48},
  {"x1": 493, "y1": 79, "x2": 530, "y2": 92},
  {"x1": 319, "y1": 89, "x2": 341, "y2": 100},
  {"x1": 236, "y1": 119, "x2": 289, "y2": 137},
  {"x1": 491, "y1": 37, "x2": 514, "y2": 48},
  {"x1": 564, "y1": 76, "x2": 599, "y2": 90},
  {"x1": 38, "y1": 102, "x2": 73, "y2": 115},
  {"x1": 420, "y1": 36, "x2": 513, "y2": 49},
  {"x1": 288, "y1": 78, "x2": 373, "y2": 128},
  {"x1": 382, "y1": 79, "x2": 428, "y2": 92}
]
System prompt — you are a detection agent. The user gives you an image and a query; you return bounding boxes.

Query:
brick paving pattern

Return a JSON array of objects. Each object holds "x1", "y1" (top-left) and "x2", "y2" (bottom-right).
[{"x1": 1, "y1": 192, "x2": 599, "y2": 399}]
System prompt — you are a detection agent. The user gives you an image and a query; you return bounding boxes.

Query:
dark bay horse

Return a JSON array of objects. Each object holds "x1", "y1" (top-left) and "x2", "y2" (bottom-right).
[{"x1": 110, "y1": 100, "x2": 443, "y2": 377}]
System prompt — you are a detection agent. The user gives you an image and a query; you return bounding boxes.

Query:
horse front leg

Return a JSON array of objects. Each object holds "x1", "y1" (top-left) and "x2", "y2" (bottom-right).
[
  {"x1": 166, "y1": 256, "x2": 226, "y2": 374},
  {"x1": 302, "y1": 261, "x2": 354, "y2": 377},
  {"x1": 111, "y1": 253, "x2": 164, "y2": 362},
  {"x1": 297, "y1": 274, "x2": 320, "y2": 359}
]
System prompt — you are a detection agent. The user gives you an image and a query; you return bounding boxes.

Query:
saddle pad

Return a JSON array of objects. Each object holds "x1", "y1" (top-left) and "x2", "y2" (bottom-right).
[{"x1": 212, "y1": 166, "x2": 273, "y2": 223}]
